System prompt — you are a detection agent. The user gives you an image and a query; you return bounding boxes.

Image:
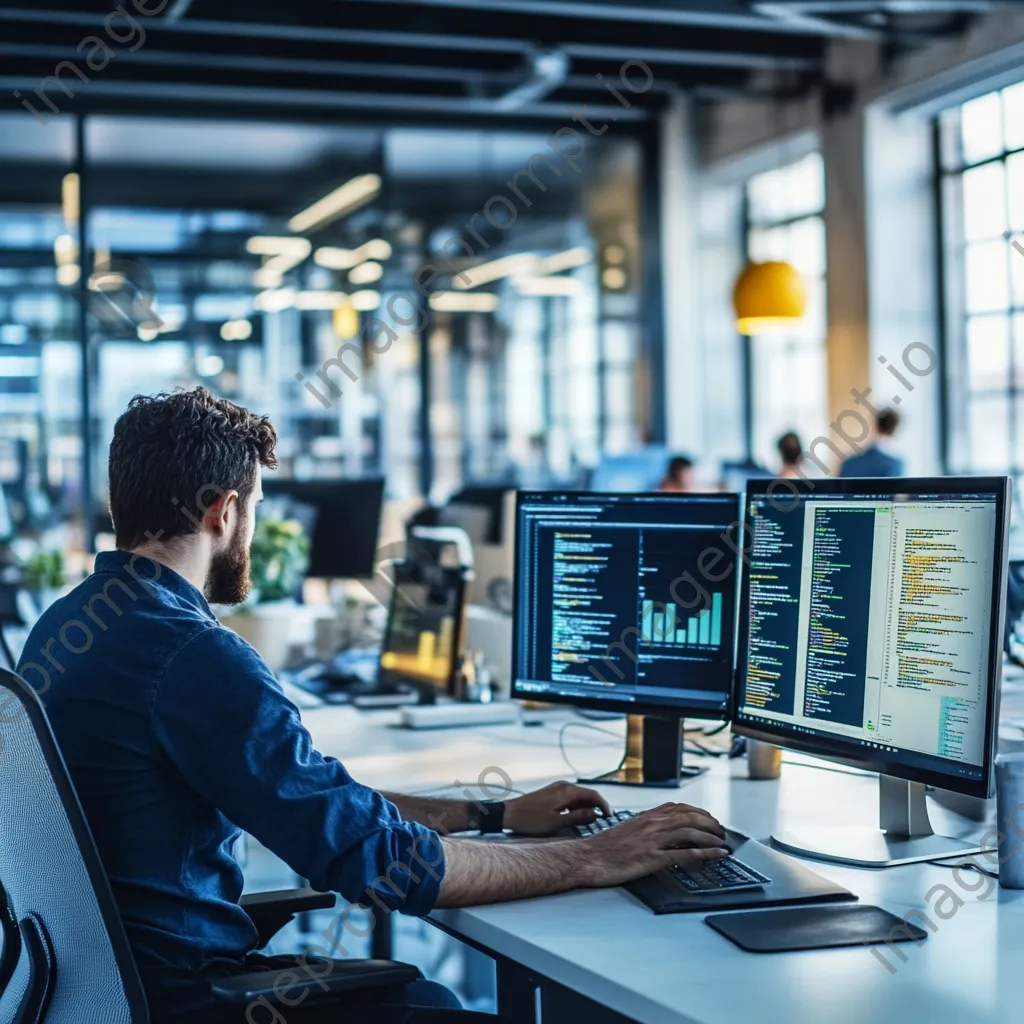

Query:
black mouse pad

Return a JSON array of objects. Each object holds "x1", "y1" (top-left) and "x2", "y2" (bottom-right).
[{"x1": 705, "y1": 904, "x2": 929, "y2": 953}]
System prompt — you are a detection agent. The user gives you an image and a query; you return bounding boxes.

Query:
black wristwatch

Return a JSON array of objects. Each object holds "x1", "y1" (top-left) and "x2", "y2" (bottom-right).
[{"x1": 473, "y1": 800, "x2": 506, "y2": 834}]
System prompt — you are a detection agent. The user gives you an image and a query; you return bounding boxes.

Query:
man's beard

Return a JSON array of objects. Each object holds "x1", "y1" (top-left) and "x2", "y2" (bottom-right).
[{"x1": 204, "y1": 527, "x2": 252, "y2": 605}]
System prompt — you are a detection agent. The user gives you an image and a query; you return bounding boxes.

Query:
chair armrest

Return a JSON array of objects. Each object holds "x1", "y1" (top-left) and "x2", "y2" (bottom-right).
[
  {"x1": 240, "y1": 888, "x2": 336, "y2": 948},
  {"x1": 208, "y1": 959, "x2": 420, "y2": 1005}
]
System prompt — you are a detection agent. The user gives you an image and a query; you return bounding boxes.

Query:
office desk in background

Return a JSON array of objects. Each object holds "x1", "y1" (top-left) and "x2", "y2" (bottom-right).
[{"x1": 302, "y1": 707, "x2": 1024, "y2": 1024}]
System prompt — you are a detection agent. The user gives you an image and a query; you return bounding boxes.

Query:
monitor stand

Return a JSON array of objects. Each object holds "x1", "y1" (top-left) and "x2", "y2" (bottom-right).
[
  {"x1": 578, "y1": 715, "x2": 704, "y2": 789},
  {"x1": 772, "y1": 775, "x2": 995, "y2": 867}
]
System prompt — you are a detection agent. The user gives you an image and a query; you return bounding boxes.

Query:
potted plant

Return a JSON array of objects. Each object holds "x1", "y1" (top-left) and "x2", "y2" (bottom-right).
[
  {"x1": 22, "y1": 549, "x2": 66, "y2": 612},
  {"x1": 220, "y1": 518, "x2": 309, "y2": 670}
]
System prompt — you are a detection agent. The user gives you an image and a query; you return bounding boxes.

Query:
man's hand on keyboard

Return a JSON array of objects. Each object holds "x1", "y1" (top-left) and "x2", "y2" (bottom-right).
[
  {"x1": 580, "y1": 803, "x2": 729, "y2": 886},
  {"x1": 504, "y1": 781, "x2": 612, "y2": 837}
]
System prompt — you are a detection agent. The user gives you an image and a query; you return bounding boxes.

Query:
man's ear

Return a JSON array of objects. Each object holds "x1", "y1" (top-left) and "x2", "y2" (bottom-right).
[{"x1": 202, "y1": 489, "x2": 240, "y2": 537}]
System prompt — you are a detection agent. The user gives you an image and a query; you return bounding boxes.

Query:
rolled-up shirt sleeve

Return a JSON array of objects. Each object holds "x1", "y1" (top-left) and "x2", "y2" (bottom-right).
[{"x1": 151, "y1": 624, "x2": 445, "y2": 916}]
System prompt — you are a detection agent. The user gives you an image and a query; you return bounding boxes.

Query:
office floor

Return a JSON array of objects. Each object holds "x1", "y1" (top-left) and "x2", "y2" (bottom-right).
[{"x1": 238, "y1": 834, "x2": 498, "y2": 1013}]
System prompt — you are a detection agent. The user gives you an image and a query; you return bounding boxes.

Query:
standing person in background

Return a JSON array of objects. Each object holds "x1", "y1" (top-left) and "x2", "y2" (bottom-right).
[
  {"x1": 777, "y1": 432, "x2": 805, "y2": 479},
  {"x1": 839, "y1": 408, "x2": 905, "y2": 478},
  {"x1": 657, "y1": 455, "x2": 697, "y2": 493}
]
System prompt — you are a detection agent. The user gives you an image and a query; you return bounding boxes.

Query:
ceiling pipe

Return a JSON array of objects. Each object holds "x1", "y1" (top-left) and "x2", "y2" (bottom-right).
[{"x1": 493, "y1": 50, "x2": 570, "y2": 111}]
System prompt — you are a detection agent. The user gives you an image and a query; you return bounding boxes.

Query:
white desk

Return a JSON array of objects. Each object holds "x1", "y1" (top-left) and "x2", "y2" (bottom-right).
[{"x1": 303, "y1": 706, "x2": 1024, "y2": 1024}]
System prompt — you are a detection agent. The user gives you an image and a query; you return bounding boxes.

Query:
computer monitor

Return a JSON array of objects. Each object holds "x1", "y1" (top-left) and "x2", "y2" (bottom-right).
[
  {"x1": 589, "y1": 448, "x2": 669, "y2": 493},
  {"x1": 378, "y1": 556, "x2": 467, "y2": 701},
  {"x1": 261, "y1": 477, "x2": 384, "y2": 580},
  {"x1": 512, "y1": 490, "x2": 742, "y2": 786},
  {"x1": 733, "y1": 476, "x2": 1011, "y2": 867}
]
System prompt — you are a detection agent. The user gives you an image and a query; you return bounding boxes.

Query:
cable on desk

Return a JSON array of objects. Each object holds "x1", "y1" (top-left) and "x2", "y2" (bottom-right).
[
  {"x1": 693, "y1": 721, "x2": 729, "y2": 737},
  {"x1": 557, "y1": 721, "x2": 624, "y2": 777},
  {"x1": 926, "y1": 856, "x2": 999, "y2": 879}
]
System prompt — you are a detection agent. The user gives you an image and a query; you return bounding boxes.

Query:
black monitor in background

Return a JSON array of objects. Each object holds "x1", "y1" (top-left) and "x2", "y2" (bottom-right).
[
  {"x1": 261, "y1": 477, "x2": 384, "y2": 580},
  {"x1": 512, "y1": 490, "x2": 742, "y2": 787},
  {"x1": 733, "y1": 476, "x2": 1010, "y2": 868},
  {"x1": 444, "y1": 484, "x2": 512, "y2": 545}
]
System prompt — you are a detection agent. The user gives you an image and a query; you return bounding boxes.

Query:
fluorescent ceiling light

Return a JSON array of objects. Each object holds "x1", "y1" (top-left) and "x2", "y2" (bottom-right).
[
  {"x1": 360, "y1": 238, "x2": 392, "y2": 261},
  {"x1": 604, "y1": 244, "x2": 626, "y2": 265},
  {"x1": 602, "y1": 267, "x2": 627, "y2": 290},
  {"x1": 246, "y1": 236, "x2": 311, "y2": 258},
  {"x1": 430, "y1": 292, "x2": 499, "y2": 313},
  {"x1": 454, "y1": 253, "x2": 537, "y2": 291},
  {"x1": 348, "y1": 261, "x2": 384, "y2": 286},
  {"x1": 350, "y1": 289, "x2": 381, "y2": 311},
  {"x1": 536, "y1": 247, "x2": 591, "y2": 276},
  {"x1": 314, "y1": 247, "x2": 360, "y2": 270},
  {"x1": 88, "y1": 271, "x2": 128, "y2": 293},
  {"x1": 220, "y1": 319, "x2": 253, "y2": 341},
  {"x1": 53, "y1": 234, "x2": 76, "y2": 265},
  {"x1": 198, "y1": 354, "x2": 225, "y2": 377},
  {"x1": 62, "y1": 173, "x2": 79, "y2": 227},
  {"x1": 296, "y1": 291, "x2": 348, "y2": 311},
  {"x1": 253, "y1": 266, "x2": 283, "y2": 290},
  {"x1": 56, "y1": 263, "x2": 80, "y2": 287},
  {"x1": 288, "y1": 174, "x2": 382, "y2": 234},
  {"x1": 255, "y1": 288, "x2": 297, "y2": 313},
  {"x1": 515, "y1": 276, "x2": 583, "y2": 296}
]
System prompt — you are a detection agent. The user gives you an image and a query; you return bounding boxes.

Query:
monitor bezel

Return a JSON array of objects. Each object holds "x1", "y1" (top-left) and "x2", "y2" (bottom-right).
[
  {"x1": 511, "y1": 489, "x2": 742, "y2": 721},
  {"x1": 731, "y1": 475, "x2": 1011, "y2": 800}
]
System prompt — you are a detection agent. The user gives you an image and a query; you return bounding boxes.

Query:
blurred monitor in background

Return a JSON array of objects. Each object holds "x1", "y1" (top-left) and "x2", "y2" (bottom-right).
[
  {"x1": 590, "y1": 447, "x2": 669, "y2": 493},
  {"x1": 260, "y1": 477, "x2": 385, "y2": 581}
]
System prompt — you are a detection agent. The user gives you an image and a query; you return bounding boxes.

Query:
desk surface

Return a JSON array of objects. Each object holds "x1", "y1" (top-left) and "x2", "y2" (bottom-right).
[{"x1": 303, "y1": 706, "x2": 1024, "y2": 1024}]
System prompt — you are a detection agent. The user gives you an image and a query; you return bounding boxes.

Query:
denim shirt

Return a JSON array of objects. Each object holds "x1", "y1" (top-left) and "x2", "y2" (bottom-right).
[{"x1": 17, "y1": 550, "x2": 444, "y2": 1015}]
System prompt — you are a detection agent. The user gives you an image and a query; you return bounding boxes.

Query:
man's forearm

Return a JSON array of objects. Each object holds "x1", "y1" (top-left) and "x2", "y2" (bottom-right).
[
  {"x1": 381, "y1": 792, "x2": 476, "y2": 833},
  {"x1": 434, "y1": 836, "x2": 589, "y2": 907}
]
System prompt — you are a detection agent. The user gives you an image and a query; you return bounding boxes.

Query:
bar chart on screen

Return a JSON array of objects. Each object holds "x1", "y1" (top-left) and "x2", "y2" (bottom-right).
[{"x1": 641, "y1": 594, "x2": 725, "y2": 650}]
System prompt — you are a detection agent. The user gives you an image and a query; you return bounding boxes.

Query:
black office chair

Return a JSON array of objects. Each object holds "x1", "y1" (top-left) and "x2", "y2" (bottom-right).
[{"x1": 0, "y1": 667, "x2": 418, "y2": 1022}]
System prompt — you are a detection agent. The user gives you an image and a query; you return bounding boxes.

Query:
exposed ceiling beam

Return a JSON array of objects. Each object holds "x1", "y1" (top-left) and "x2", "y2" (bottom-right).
[
  {"x1": 0, "y1": 42, "x2": 506, "y2": 86},
  {"x1": 562, "y1": 42, "x2": 816, "y2": 70},
  {"x1": 337, "y1": 0, "x2": 842, "y2": 34},
  {"x1": 0, "y1": 8, "x2": 531, "y2": 55},
  {"x1": 0, "y1": 75, "x2": 650, "y2": 122},
  {"x1": 164, "y1": 0, "x2": 195, "y2": 21}
]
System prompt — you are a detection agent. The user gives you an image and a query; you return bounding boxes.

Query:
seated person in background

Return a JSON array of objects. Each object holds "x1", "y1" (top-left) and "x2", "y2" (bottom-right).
[
  {"x1": 18, "y1": 388, "x2": 728, "y2": 1024},
  {"x1": 777, "y1": 431, "x2": 805, "y2": 479},
  {"x1": 658, "y1": 455, "x2": 697, "y2": 492},
  {"x1": 839, "y1": 407, "x2": 905, "y2": 478}
]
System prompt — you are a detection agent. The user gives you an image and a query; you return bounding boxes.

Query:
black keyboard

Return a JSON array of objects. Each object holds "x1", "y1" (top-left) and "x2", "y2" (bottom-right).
[{"x1": 574, "y1": 810, "x2": 771, "y2": 895}]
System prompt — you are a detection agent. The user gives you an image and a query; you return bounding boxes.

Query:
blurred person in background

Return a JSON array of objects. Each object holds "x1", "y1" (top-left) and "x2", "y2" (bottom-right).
[
  {"x1": 777, "y1": 432, "x2": 805, "y2": 479},
  {"x1": 658, "y1": 455, "x2": 697, "y2": 493},
  {"x1": 839, "y1": 408, "x2": 904, "y2": 478}
]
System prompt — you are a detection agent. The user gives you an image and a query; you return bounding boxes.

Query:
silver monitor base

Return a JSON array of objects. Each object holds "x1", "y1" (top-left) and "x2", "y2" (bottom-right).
[
  {"x1": 772, "y1": 775, "x2": 995, "y2": 868},
  {"x1": 772, "y1": 827, "x2": 990, "y2": 867}
]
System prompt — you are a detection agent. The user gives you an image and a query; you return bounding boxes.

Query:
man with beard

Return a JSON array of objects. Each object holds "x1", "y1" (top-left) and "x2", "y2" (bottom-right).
[{"x1": 18, "y1": 388, "x2": 728, "y2": 1023}]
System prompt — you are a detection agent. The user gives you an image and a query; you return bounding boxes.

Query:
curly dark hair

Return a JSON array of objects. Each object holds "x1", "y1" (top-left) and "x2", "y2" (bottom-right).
[{"x1": 108, "y1": 387, "x2": 278, "y2": 550}]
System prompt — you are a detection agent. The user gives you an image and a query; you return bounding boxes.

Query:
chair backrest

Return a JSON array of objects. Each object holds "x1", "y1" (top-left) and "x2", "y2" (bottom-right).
[{"x1": 0, "y1": 668, "x2": 150, "y2": 1023}]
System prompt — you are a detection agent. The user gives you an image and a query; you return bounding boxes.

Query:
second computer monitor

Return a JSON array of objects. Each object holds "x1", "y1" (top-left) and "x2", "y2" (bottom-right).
[
  {"x1": 733, "y1": 476, "x2": 1009, "y2": 799},
  {"x1": 512, "y1": 491, "x2": 741, "y2": 718}
]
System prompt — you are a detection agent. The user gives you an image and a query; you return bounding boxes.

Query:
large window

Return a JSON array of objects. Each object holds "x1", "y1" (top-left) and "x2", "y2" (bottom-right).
[
  {"x1": 940, "y1": 83, "x2": 1024, "y2": 483},
  {"x1": 744, "y1": 152, "x2": 828, "y2": 468}
]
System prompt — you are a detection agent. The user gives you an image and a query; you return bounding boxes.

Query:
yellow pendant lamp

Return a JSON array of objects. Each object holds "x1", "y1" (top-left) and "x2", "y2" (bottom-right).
[{"x1": 732, "y1": 260, "x2": 807, "y2": 335}]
